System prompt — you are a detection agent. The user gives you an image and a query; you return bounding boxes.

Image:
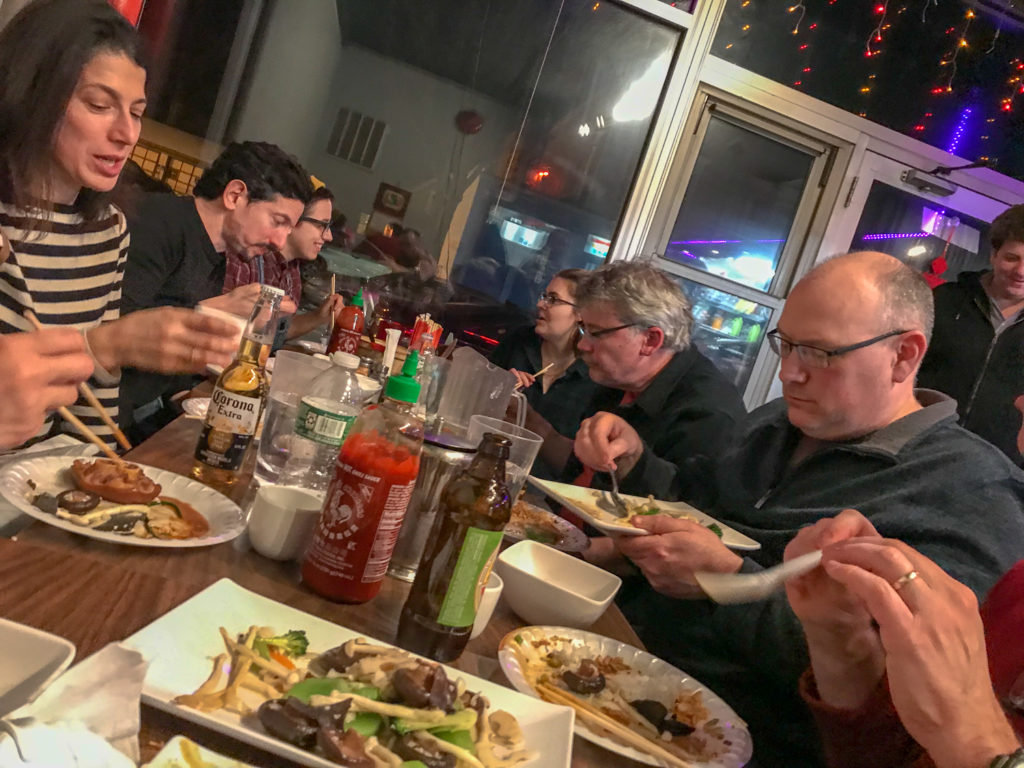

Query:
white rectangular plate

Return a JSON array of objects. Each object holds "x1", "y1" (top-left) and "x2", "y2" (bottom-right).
[
  {"x1": 121, "y1": 579, "x2": 573, "y2": 768},
  {"x1": 0, "y1": 618, "x2": 75, "y2": 718},
  {"x1": 527, "y1": 477, "x2": 760, "y2": 550}
]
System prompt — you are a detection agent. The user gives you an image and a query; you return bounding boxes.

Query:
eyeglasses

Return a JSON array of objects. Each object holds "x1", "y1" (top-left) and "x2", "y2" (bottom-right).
[
  {"x1": 580, "y1": 322, "x2": 638, "y2": 341},
  {"x1": 766, "y1": 328, "x2": 909, "y2": 368},
  {"x1": 298, "y1": 216, "x2": 332, "y2": 237},
  {"x1": 538, "y1": 292, "x2": 576, "y2": 308}
]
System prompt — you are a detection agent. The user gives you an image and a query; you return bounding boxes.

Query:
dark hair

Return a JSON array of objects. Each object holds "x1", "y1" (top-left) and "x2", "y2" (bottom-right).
[
  {"x1": 553, "y1": 268, "x2": 589, "y2": 298},
  {"x1": 0, "y1": 0, "x2": 145, "y2": 221},
  {"x1": 192, "y1": 141, "x2": 312, "y2": 205},
  {"x1": 990, "y1": 204, "x2": 1024, "y2": 252},
  {"x1": 310, "y1": 186, "x2": 335, "y2": 204}
]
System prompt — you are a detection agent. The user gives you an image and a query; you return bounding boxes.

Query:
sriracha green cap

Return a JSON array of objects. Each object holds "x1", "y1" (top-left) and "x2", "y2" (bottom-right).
[
  {"x1": 384, "y1": 349, "x2": 420, "y2": 403},
  {"x1": 351, "y1": 288, "x2": 364, "y2": 308}
]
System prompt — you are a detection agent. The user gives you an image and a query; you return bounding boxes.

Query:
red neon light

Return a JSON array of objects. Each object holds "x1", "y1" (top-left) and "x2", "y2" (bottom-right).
[{"x1": 463, "y1": 330, "x2": 499, "y2": 346}]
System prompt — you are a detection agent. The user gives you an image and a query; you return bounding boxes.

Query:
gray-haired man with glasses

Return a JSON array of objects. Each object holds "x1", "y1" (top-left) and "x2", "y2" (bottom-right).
[{"x1": 577, "y1": 251, "x2": 1024, "y2": 768}]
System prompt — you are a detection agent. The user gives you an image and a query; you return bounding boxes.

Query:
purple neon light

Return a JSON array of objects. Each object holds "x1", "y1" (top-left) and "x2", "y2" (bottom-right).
[
  {"x1": 668, "y1": 238, "x2": 785, "y2": 245},
  {"x1": 861, "y1": 231, "x2": 927, "y2": 241},
  {"x1": 945, "y1": 107, "x2": 972, "y2": 156}
]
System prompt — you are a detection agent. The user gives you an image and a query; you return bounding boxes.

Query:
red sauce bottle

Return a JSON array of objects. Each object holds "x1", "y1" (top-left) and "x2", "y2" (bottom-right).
[
  {"x1": 327, "y1": 288, "x2": 365, "y2": 356},
  {"x1": 302, "y1": 351, "x2": 423, "y2": 603}
]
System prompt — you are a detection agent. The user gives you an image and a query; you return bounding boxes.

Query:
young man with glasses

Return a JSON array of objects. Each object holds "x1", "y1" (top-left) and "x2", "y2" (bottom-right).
[{"x1": 576, "y1": 252, "x2": 1024, "y2": 768}]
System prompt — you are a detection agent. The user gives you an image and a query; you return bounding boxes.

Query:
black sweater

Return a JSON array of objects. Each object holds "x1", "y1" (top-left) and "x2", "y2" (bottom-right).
[{"x1": 918, "y1": 270, "x2": 1024, "y2": 463}]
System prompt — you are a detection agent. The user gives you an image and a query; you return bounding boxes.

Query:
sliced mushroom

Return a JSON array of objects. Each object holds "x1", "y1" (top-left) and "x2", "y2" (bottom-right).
[
  {"x1": 391, "y1": 733, "x2": 456, "y2": 768},
  {"x1": 257, "y1": 698, "x2": 319, "y2": 749},
  {"x1": 318, "y1": 725, "x2": 375, "y2": 768},
  {"x1": 561, "y1": 658, "x2": 606, "y2": 695},
  {"x1": 315, "y1": 697, "x2": 354, "y2": 731}
]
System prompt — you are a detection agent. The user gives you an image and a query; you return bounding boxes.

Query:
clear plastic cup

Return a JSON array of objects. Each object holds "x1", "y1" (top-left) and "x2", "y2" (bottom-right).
[
  {"x1": 466, "y1": 415, "x2": 542, "y2": 500},
  {"x1": 255, "y1": 351, "x2": 332, "y2": 483}
]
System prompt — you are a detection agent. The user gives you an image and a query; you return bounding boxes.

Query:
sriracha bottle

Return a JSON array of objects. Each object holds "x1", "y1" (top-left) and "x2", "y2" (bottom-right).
[
  {"x1": 302, "y1": 351, "x2": 423, "y2": 603},
  {"x1": 327, "y1": 288, "x2": 365, "y2": 356}
]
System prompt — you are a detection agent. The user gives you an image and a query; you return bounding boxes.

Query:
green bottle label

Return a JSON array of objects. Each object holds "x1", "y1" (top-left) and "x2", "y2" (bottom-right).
[
  {"x1": 294, "y1": 398, "x2": 356, "y2": 446},
  {"x1": 436, "y1": 527, "x2": 504, "y2": 628}
]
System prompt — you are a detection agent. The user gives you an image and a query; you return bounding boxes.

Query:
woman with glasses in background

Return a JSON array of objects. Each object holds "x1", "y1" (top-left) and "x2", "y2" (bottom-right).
[{"x1": 490, "y1": 269, "x2": 603, "y2": 449}]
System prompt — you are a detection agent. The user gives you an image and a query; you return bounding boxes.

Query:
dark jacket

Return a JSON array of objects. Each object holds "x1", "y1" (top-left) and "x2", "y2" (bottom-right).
[
  {"x1": 630, "y1": 393, "x2": 1024, "y2": 768},
  {"x1": 489, "y1": 325, "x2": 604, "y2": 441},
  {"x1": 918, "y1": 270, "x2": 1024, "y2": 463},
  {"x1": 562, "y1": 345, "x2": 746, "y2": 500}
]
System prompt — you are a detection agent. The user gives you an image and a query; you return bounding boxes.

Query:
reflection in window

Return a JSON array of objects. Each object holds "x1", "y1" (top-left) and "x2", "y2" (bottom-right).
[
  {"x1": 851, "y1": 181, "x2": 991, "y2": 284},
  {"x1": 711, "y1": 0, "x2": 1024, "y2": 182},
  {"x1": 675, "y1": 276, "x2": 773, "y2": 391},
  {"x1": 131, "y1": 0, "x2": 679, "y2": 354},
  {"x1": 664, "y1": 116, "x2": 815, "y2": 291}
]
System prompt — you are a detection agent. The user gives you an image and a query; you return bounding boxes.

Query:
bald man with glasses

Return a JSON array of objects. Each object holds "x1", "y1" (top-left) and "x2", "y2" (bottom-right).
[{"x1": 576, "y1": 252, "x2": 1024, "y2": 768}]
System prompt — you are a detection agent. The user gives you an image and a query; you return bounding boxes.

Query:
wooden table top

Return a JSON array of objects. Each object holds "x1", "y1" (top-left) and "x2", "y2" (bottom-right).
[{"x1": 3, "y1": 415, "x2": 647, "y2": 767}]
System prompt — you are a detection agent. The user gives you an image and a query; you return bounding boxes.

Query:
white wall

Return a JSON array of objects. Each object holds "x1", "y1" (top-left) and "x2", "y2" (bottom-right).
[
  {"x1": 308, "y1": 45, "x2": 516, "y2": 255},
  {"x1": 230, "y1": 0, "x2": 343, "y2": 167}
]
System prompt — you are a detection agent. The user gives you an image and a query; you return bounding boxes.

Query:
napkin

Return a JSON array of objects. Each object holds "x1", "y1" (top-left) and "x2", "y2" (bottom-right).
[{"x1": 0, "y1": 643, "x2": 148, "y2": 767}]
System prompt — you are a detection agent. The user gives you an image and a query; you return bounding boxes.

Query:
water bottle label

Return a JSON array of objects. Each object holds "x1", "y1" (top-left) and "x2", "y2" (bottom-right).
[
  {"x1": 294, "y1": 399, "x2": 356, "y2": 446},
  {"x1": 436, "y1": 527, "x2": 504, "y2": 628}
]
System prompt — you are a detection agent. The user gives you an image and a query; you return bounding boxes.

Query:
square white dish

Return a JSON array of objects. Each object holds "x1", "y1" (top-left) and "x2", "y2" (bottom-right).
[
  {"x1": 527, "y1": 476, "x2": 760, "y2": 550},
  {"x1": 121, "y1": 578, "x2": 573, "y2": 768},
  {"x1": 0, "y1": 618, "x2": 75, "y2": 717}
]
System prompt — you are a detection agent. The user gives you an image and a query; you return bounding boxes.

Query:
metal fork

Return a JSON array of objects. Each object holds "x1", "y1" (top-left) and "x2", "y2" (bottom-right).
[{"x1": 606, "y1": 471, "x2": 630, "y2": 518}]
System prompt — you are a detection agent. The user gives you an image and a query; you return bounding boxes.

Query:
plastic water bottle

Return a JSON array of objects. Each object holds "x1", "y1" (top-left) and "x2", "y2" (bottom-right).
[{"x1": 278, "y1": 352, "x2": 362, "y2": 493}]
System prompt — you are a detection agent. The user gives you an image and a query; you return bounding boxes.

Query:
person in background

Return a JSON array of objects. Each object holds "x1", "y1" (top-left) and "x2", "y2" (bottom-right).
[
  {"x1": 574, "y1": 252, "x2": 1024, "y2": 767},
  {"x1": 532, "y1": 260, "x2": 744, "y2": 500},
  {"x1": 119, "y1": 140, "x2": 311, "y2": 440},
  {"x1": 490, "y1": 269, "x2": 601, "y2": 439},
  {"x1": 918, "y1": 204, "x2": 1024, "y2": 463},
  {"x1": 0, "y1": 0, "x2": 238, "y2": 450},
  {"x1": 786, "y1": 507, "x2": 1023, "y2": 768},
  {"x1": 223, "y1": 183, "x2": 342, "y2": 341}
]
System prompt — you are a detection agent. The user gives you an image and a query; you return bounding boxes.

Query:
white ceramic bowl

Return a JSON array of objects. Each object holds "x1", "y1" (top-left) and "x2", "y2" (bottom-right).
[{"x1": 495, "y1": 540, "x2": 620, "y2": 628}]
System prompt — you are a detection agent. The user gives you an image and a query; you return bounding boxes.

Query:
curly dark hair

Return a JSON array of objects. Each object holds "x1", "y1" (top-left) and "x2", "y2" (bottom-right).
[
  {"x1": 990, "y1": 204, "x2": 1024, "y2": 252},
  {"x1": 0, "y1": 0, "x2": 145, "y2": 222},
  {"x1": 193, "y1": 141, "x2": 312, "y2": 205}
]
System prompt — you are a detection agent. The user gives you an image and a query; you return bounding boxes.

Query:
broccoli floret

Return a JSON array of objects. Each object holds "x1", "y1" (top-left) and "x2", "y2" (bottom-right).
[{"x1": 253, "y1": 629, "x2": 309, "y2": 659}]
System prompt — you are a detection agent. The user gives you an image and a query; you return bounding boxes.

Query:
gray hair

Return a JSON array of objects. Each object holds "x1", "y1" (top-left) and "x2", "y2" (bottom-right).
[{"x1": 575, "y1": 261, "x2": 693, "y2": 350}]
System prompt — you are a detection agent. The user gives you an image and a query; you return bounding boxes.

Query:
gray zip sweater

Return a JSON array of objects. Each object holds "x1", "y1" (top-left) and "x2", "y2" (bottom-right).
[{"x1": 622, "y1": 391, "x2": 1024, "y2": 768}]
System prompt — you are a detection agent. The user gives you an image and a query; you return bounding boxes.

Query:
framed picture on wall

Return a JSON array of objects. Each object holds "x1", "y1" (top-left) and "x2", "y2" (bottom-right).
[{"x1": 373, "y1": 183, "x2": 412, "y2": 219}]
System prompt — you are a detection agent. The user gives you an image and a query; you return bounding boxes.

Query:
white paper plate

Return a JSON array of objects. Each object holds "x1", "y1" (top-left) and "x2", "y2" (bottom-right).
[
  {"x1": 0, "y1": 618, "x2": 76, "y2": 718},
  {"x1": 180, "y1": 397, "x2": 210, "y2": 420},
  {"x1": 527, "y1": 477, "x2": 760, "y2": 550},
  {"x1": 144, "y1": 735, "x2": 256, "y2": 767},
  {"x1": 498, "y1": 625, "x2": 752, "y2": 768},
  {"x1": 505, "y1": 501, "x2": 589, "y2": 553},
  {"x1": 121, "y1": 579, "x2": 573, "y2": 768},
  {"x1": 0, "y1": 457, "x2": 245, "y2": 548}
]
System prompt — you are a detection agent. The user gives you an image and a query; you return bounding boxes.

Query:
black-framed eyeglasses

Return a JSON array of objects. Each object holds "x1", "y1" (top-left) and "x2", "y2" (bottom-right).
[
  {"x1": 766, "y1": 328, "x2": 908, "y2": 368},
  {"x1": 298, "y1": 216, "x2": 332, "y2": 237},
  {"x1": 538, "y1": 292, "x2": 576, "y2": 308},
  {"x1": 580, "y1": 322, "x2": 639, "y2": 341}
]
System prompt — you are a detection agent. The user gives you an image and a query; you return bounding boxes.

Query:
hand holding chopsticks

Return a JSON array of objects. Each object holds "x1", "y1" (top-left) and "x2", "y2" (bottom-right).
[
  {"x1": 23, "y1": 311, "x2": 128, "y2": 460},
  {"x1": 511, "y1": 362, "x2": 554, "y2": 391}
]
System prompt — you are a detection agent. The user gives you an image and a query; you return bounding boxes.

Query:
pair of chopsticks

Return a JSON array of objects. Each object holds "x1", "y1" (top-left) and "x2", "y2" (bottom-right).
[
  {"x1": 24, "y1": 311, "x2": 128, "y2": 462},
  {"x1": 512, "y1": 362, "x2": 554, "y2": 391},
  {"x1": 536, "y1": 682, "x2": 696, "y2": 768}
]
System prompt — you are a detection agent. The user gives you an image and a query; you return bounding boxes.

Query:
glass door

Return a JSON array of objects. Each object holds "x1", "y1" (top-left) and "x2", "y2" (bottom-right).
[
  {"x1": 821, "y1": 152, "x2": 1012, "y2": 283},
  {"x1": 643, "y1": 88, "x2": 849, "y2": 405}
]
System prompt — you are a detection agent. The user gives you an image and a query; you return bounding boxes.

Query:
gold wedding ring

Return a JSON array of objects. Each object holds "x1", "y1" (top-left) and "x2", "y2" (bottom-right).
[{"x1": 891, "y1": 570, "x2": 920, "y2": 591}]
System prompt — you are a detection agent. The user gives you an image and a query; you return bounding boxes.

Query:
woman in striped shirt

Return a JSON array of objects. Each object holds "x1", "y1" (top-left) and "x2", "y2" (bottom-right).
[{"x1": 0, "y1": 0, "x2": 239, "y2": 450}]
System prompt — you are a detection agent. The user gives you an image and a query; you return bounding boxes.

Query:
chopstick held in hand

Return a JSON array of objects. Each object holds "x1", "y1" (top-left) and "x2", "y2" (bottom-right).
[{"x1": 23, "y1": 311, "x2": 129, "y2": 458}]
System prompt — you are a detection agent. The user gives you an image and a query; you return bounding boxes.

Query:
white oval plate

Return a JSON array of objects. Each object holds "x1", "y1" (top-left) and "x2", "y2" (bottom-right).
[
  {"x1": 499, "y1": 625, "x2": 752, "y2": 768},
  {"x1": 0, "y1": 457, "x2": 245, "y2": 548},
  {"x1": 144, "y1": 735, "x2": 255, "y2": 767},
  {"x1": 527, "y1": 476, "x2": 760, "y2": 550},
  {"x1": 505, "y1": 501, "x2": 589, "y2": 553}
]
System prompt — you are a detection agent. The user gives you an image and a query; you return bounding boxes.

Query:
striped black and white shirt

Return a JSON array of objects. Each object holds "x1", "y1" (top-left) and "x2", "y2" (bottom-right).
[{"x1": 0, "y1": 201, "x2": 128, "y2": 449}]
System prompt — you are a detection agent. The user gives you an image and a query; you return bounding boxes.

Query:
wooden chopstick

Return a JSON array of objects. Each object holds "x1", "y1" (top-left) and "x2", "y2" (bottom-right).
[
  {"x1": 328, "y1": 274, "x2": 336, "y2": 335},
  {"x1": 512, "y1": 362, "x2": 554, "y2": 392},
  {"x1": 537, "y1": 682, "x2": 696, "y2": 768},
  {"x1": 23, "y1": 311, "x2": 128, "y2": 459}
]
